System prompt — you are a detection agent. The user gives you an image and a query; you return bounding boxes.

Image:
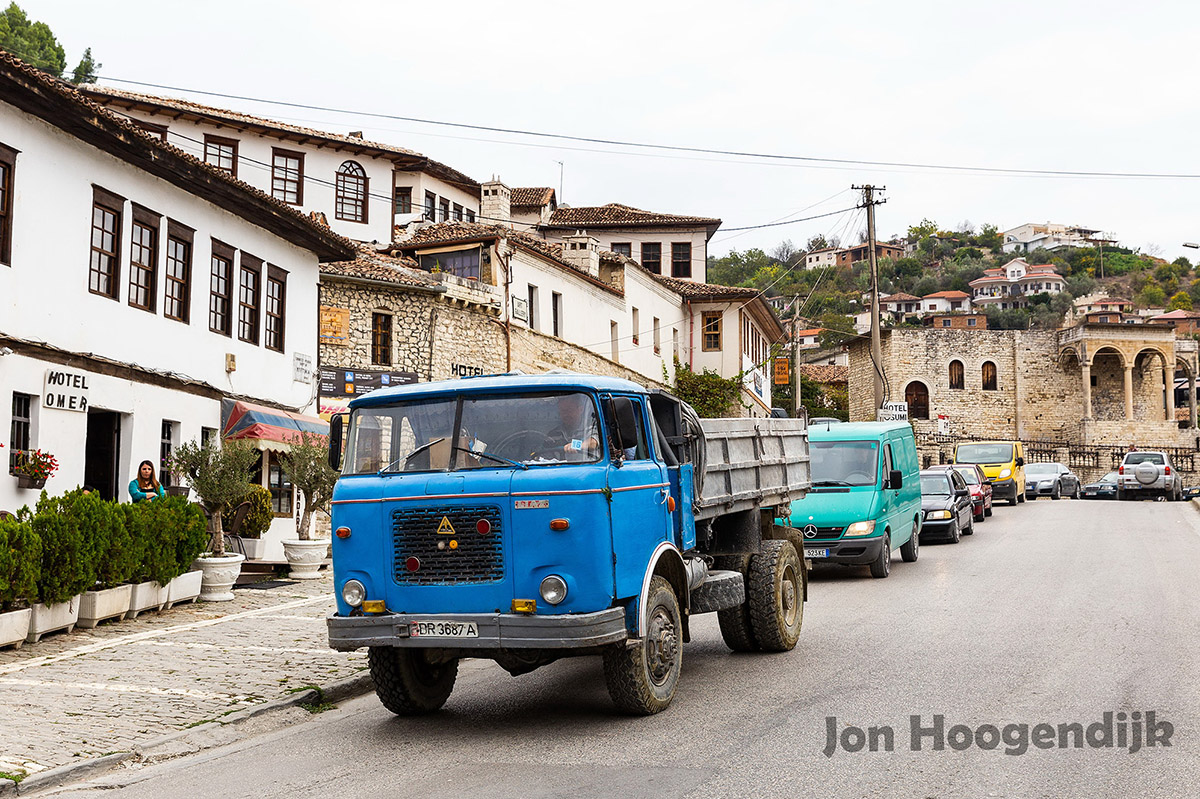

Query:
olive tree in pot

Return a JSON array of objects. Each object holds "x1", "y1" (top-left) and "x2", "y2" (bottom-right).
[
  {"x1": 0, "y1": 514, "x2": 41, "y2": 649},
  {"x1": 169, "y1": 437, "x2": 259, "y2": 601},
  {"x1": 222, "y1": 485, "x2": 272, "y2": 560},
  {"x1": 279, "y1": 432, "x2": 337, "y2": 580}
]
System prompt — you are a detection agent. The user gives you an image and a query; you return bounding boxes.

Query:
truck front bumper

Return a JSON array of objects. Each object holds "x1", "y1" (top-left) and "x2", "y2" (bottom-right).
[
  {"x1": 802, "y1": 535, "x2": 885, "y2": 566},
  {"x1": 327, "y1": 607, "x2": 629, "y2": 651}
]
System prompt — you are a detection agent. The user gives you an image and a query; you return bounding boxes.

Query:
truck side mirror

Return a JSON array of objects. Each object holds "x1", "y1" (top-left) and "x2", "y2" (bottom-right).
[
  {"x1": 888, "y1": 470, "x2": 902, "y2": 489},
  {"x1": 606, "y1": 397, "x2": 638, "y2": 455},
  {"x1": 1015, "y1": 457, "x2": 1025, "y2": 467},
  {"x1": 329, "y1": 414, "x2": 345, "y2": 472}
]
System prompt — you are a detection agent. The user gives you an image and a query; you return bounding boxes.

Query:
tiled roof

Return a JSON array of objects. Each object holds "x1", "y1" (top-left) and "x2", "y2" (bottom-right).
[
  {"x1": 923, "y1": 290, "x2": 970, "y2": 299},
  {"x1": 1151, "y1": 310, "x2": 1200, "y2": 320},
  {"x1": 881, "y1": 293, "x2": 921, "y2": 303},
  {"x1": 80, "y1": 85, "x2": 480, "y2": 189},
  {"x1": 652, "y1": 274, "x2": 759, "y2": 300},
  {"x1": 800, "y1": 364, "x2": 848, "y2": 385},
  {"x1": 321, "y1": 246, "x2": 435, "y2": 288},
  {"x1": 795, "y1": 328, "x2": 823, "y2": 337},
  {"x1": 0, "y1": 49, "x2": 354, "y2": 261},
  {"x1": 510, "y1": 187, "x2": 555, "y2": 207},
  {"x1": 546, "y1": 203, "x2": 721, "y2": 229}
]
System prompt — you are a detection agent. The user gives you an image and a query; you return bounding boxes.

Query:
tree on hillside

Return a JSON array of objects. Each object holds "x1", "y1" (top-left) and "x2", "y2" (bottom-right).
[
  {"x1": 0, "y1": 3, "x2": 99, "y2": 83},
  {"x1": 907, "y1": 219, "x2": 939, "y2": 240},
  {"x1": 1066, "y1": 273, "x2": 1096, "y2": 298},
  {"x1": 975, "y1": 224, "x2": 1002, "y2": 250},
  {"x1": 1169, "y1": 291, "x2": 1193, "y2": 311},
  {"x1": 770, "y1": 240, "x2": 799, "y2": 265},
  {"x1": 1173, "y1": 256, "x2": 1192, "y2": 270},
  {"x1": 1136, "y1": 284, "x2": 1167, "y2": 308},
  {"x1": 706, "y1": 248, "x2": 774, "y2": 287}
]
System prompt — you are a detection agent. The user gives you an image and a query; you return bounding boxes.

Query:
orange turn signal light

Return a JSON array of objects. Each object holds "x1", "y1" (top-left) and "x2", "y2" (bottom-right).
[
  {"x1": 361, "y1": 600, "x2": 386, "y2": 614},
  {"x1": 549, "y1": 518, "x2": 570, "y2": 531},
  {"x1": 667, "y1": 496, "x2": 676, "y2": 512},
  {"x1": 335, "y1": 526, "x2": 351, "y2": 539},
  {"x1": 511, "y1": 599, "x2": 537, "y2": 614}
]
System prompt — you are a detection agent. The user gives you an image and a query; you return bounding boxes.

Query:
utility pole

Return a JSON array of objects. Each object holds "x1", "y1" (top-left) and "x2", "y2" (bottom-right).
[
  {"x1": 854, "y1": 184, "x2": 887, "y2": 418},
  {"x1": 790, "y1": 292, "x2": 800, "y2": 418}
]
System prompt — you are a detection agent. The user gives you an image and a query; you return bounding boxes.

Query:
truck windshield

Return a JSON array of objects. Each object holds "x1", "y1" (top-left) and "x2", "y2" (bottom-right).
[
  {"x1": 809, "y1": 440, "x2": 878, "y2": 487},
  {"x1": 343, "y1": 391, "x2": 604, "y2": 474},
  {"x1": 955, "y1": 443, "x2": 1012, "y2": 464}
]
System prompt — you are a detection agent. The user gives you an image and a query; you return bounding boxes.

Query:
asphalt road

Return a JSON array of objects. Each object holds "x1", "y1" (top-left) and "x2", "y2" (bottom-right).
[{"x1": 50, "y1": 497, "x2": 1200, "y2": 799}]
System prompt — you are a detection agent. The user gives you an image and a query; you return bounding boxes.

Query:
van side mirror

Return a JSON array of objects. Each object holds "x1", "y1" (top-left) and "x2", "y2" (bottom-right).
[
  {"x1": 887, "y1": 470, "x2": 903, "y2": 489},
  {"x1": 329, "y1": 414, "x2": 345, "y2": 472},
  {"x1": 605, "y1": 397, "x2": 638, "y2": 457},
  {"x1": 1016, "y1": 457, "x2": 1025, "y2": 467}
]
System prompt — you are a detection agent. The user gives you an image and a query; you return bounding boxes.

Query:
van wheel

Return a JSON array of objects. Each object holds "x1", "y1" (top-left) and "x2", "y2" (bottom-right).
[
  {"x1": 368, "y1": 647, "x2": 457, "y2": 715},
  {"x1": 714, "y1": 554, "x2": 759, "y2": 652},
  {"x1": 746, "y1": 540, "x2": 803, "y2": 652},
  {"x1": 900, "y1": 521, "x2": 919, "y2": 562},
  {"x1": 869, "y1": 534, "x2": 891, "y2": 578},
  {"x1": 1017, "y1": 492, "x2": 1026, "y2": 504},
  {"x1": 603, "y1": 576, "x2": 681, "y2": 715}
]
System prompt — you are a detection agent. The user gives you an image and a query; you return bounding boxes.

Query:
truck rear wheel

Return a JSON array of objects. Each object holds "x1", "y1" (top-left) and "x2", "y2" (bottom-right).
[
  {"x1": 603, "y1": 576, "x2": 682, "y2": 715},
  {"x1": 714, "y1": 554, "x2": 759, "y2": 652},
  {"x1": 367, "y1": 647, "x2": 458, "y2": 715},
  {"x1": 747, "y1": 539, "x2": 803, "y2": 652}
]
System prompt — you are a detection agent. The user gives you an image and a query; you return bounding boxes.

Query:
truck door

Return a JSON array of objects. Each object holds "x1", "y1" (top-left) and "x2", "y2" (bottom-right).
[{"x1": 606, "y1": 396, "x2": 670, "y2": 601}]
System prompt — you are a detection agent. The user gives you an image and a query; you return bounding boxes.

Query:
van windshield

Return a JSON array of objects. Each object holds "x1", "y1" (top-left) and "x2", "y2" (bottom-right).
[
  {"x1": 956, "y1": 443, "x2": 1013, "y2": 465},
  {"x1": 343, "y1": 392, "x2": 604, "y2": 475},
  {"x1": 810, "y1": 441, "x2": 879, "y2": 487}
]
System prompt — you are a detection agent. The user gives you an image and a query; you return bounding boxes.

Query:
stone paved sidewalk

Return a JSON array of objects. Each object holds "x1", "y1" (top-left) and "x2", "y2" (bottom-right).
[{"x1": 0, "y1": 575, "x2": 366, "y2": 779}]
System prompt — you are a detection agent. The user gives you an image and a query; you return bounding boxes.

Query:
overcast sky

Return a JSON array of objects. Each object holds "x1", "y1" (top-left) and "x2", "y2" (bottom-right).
[{"x1": 30, "y1": 0, "x2": 1200, "y2": 262}]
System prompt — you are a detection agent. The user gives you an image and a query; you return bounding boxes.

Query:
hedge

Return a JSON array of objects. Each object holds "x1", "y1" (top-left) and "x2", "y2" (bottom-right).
[{"x1": 0, "y1": 515, "x2": 41, "y2": 611}]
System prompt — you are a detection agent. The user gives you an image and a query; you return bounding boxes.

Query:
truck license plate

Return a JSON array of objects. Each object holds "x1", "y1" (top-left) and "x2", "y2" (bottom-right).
[
  {"x1": 804, "y1": 548, "x2": 828, "y2": 559},
  {"x1": 411, "y1": 620, "x2": 479, "y2": 638}
]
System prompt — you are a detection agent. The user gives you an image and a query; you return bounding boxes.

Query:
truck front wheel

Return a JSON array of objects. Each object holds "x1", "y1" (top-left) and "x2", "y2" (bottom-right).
[
  {"x1": 604, "y1": 576, "x2": 682, "y2": 715},
  {"x1": 747, "y1": 539, "x2": 803, "y2": 652},
  {"x1": 368, "y1": 647, "x2": 458, "y2": 715},
  {"x1": 714, "y1": 554, "x2": 759, "y2": 652}
]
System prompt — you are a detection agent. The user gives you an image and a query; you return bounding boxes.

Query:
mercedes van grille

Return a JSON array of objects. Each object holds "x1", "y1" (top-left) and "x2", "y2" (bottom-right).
[{"x1": 392, "y1": 505, "x2": 504, "y2": 585}]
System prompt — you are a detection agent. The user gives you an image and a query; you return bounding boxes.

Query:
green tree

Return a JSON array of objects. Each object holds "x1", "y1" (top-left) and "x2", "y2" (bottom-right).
[
  {"x1": 1169, "y1": 291, "x2": 1193, "y2": 311},
  {"x1": 672, "y1": 358, "x2": 744, "y2": 418},
  {"x1": 816, "y1": 312, "x2": 856, "y2": 349},
  {"x1": 1136, "y1": 284, "x2": 1167, "y2": 308},
  {"x1": 1066, "y1": 273, "x2": 1096, "y2": 298},
  {"x1": 280, "y1": 432, "x2": 339, "y2": 541},
  {"x1": 974, "y1": 224, "x2": 1002, "y2": 250},
  {"x1": 1173, "y1": 256, "x2": 1192, "y2": 270},
  {"x1": 907, "y1": 218, "x2": 939, "y2": 240},
  {"x1": 706, "y1": 248, "x2": 774, "y2": 288},
  {"x1": 69, "y1": 45, "x2": 99, "y2": 84},
  {"x1": 0, "y1": 3, "x2": 64, "y2": 75},
  {"x1": 169, "y1": 437, "x2": 260, "y2": 557},
  {"x1": 912, "y1": 276, "x2": 938, "y2": 297}
]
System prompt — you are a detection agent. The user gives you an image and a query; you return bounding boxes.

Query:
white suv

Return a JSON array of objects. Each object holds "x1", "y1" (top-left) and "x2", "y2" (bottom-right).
[{"x1": 1117, "y1": 451, "x2": 1183, "y2": 501}]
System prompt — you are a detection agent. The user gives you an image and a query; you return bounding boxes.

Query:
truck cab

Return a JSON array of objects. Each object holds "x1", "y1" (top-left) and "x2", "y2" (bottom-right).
[{"x1": 325, "y1": 373, "x2": 810, "y2": 715}]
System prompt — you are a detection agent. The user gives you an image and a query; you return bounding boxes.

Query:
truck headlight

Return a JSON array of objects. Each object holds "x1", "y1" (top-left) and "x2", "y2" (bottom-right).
[
  {"x1": 341, "y1": 579, "x2": 366, "y2": 608},
  {"x1": 998, "y1": 468, "x2": 1012, "y2": 479},
  {"x1": 844, "y1": 520, "x2": 875, "y2": 537},
  {"x1": 540, "y1": 575, "x2": 567, "y2": 605},
  {"x1": 926, "y1": 510, "x2": 952, "y2": 520}
]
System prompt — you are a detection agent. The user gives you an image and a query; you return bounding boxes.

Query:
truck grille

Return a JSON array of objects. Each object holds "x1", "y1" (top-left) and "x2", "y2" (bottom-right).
[
  {"x1": 802, "y1": 526, "x2": 845, "y2": 541},
  {"x1": 392, "y1": 505, "x2": 504, "y2": 585}
]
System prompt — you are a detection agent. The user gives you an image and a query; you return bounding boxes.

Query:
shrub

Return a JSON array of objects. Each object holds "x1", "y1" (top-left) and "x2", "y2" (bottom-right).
[
  {"x1": 124, "y1": 503, "x2": 173, "y2": 586},
  {"x1": 31, "y1": 493, "x2": 94, "y2": 605},
  {"x1": 60, "y1": 489, "x2": 136, "y2": 589},
  {"x1": 165, "y1": 496, "x2": 209, "y2": 577},
  {"x1": 0, "y1": 516, "x2": 41, "y2": 610},
  {"x1": 223, "y1": 485, "x2": 273, "y2": 539},
  {"x1": 127, "y1": 495, "x2": 209, "y2": 584}
]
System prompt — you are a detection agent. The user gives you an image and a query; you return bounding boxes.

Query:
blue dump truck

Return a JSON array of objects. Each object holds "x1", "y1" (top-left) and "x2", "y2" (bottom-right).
[{"x1": 325, "y1": 373, "x2": 810, "y2": 715}]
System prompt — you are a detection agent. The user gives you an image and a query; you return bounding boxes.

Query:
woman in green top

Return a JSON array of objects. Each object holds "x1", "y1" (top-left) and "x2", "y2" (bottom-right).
[{"x1": 129, "y1": 460, "x2": 165, "y2": 502}]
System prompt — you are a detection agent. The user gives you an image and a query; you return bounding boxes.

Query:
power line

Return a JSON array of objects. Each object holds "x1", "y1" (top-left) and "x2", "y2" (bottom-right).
[{"x1": 94, "y1": 75, "x2": 1200, "y2": 181}]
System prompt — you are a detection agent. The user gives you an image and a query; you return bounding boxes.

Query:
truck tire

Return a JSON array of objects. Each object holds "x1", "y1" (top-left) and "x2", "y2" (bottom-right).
[
  {"x1": 900, "y1": 520, "x2": 919, "y2": 562},
  {"x1": 869, "y1": 534, "x2": 891, "y2": 578},
  {"x1": 603, "y1": 576, "x2": 682, "y2": 715},
  {"x1": 714, "y1": 554, "x2": 759, "y2": 652},
  {"x1": 746, "y1": 540, "x2": 803, "y2": 652},
  {"x1": 367, "y1": 647, "x2": 458, "y2": 715}
]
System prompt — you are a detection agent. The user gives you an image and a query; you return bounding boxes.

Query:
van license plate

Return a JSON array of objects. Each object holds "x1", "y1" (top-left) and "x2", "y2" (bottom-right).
[
  {"x1": 411, "y1": 621, "x2": 479, "y2": 638},
  {"x1": 804, "y1": 548, "x2": 829, "y2": 559}
]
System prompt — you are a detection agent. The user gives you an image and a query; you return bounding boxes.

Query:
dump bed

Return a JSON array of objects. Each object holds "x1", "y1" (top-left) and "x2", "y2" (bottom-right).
[{"x1": 694, "y1": 417, "x2": 810, "y2": 521}]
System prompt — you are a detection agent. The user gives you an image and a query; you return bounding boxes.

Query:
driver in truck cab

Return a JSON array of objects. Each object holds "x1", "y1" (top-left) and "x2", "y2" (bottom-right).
[{"x1": 548, "y1": 393, "x2": 600, "y2": 458}]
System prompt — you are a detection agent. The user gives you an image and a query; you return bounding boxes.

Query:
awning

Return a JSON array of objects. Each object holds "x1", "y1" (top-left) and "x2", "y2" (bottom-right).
[{"x1": 221, "y1": 399, "x2": 328, "y2": 446}]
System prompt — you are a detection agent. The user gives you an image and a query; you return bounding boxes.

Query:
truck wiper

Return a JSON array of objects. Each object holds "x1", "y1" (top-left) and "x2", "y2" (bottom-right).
[
  {"x1": 453, "y1": 446, "x2": 529, "y2": 470},
  {"x1": 812, "y1": 480, "x2": 854, "y2": 487},
  {"x1": 379, "y1": 437, "x2": 447, "y2": 474}
]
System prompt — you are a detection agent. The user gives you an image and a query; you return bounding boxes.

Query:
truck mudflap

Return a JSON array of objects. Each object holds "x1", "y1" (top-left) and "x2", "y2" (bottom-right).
[{"x1": 327, "y1": 607, "x2": 629, "y2": 651}]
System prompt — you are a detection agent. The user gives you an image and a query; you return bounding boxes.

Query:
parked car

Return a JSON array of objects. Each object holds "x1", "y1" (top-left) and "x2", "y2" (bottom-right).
[
  {"x1": 1023, "y1": 462, "x2": 1080, "y2": 500},
  {"x1": 918, "y1": 469, "x2": 974, "y2": 543},
  {"x1": 1117, "y1": 451, "x2": 1184, "y2": 501},
  {"x1": 1082, "y1": 471, "x2": 1118, "y2": 500},
  {"x1": 953, "y1": 440, "x2": 1026, "y2": 506},
  {"x1": 1183, "y1": 485, "x2": 1200, "y2": 500},
  {"x1": 927, "y1": 464, "x2": 992, "y2": 522}
]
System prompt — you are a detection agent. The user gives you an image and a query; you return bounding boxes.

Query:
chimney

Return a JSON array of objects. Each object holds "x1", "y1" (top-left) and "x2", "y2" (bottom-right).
[
  {"x1": 561, "y1": 231, "x2": 600, "y2": 277},
  {"x1": 480, "y1": 178, "x2": 511, "y2": 227},
  {"x1": 348, "y1": 131, "x2": 363, "y2": 139}
]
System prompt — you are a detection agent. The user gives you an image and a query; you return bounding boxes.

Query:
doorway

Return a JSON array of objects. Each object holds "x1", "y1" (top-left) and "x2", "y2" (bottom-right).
[{"x1": 84, "y1": 410, "x2": 122, "y2": 501}]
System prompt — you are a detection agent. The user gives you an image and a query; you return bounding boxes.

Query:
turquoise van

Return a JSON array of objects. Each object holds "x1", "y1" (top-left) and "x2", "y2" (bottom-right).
[{"x1": 782, "y1": 421, "x2": 923, "y2": 578}]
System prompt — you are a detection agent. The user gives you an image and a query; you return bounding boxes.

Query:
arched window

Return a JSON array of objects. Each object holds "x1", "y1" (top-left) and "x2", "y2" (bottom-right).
[
  {"x1": 905, "y1": 381, "x2": 930, "y2": 419},
  {"x1": 982, "y1": 361, "x2": 998, "y2": 391},
  {"x1": 335, "y1": 161, "x2": 368, "y2": 223},
  {"x1": 949, "y1": 360, "x2": 964, "y2": 390}
]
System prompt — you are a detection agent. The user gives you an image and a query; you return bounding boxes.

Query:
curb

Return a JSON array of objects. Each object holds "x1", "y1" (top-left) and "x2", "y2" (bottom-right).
[{"x1": 16, "y1": 671, "x2": 374, "y2": 796}]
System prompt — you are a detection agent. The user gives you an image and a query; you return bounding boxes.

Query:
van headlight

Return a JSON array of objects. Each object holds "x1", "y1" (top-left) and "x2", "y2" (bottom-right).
[
  {"x1": 341, "y1": 579, "x2": 366, "y2": 608},
  {"x1": 844, "y1": 520, "x2": 876, "y2": 537},
  {"x1": 539, "y1": 575, "x2": 568, "y2": 605},
  {"x1": 998, "y1": 468, "x2": 1012, "y2": 479},
  {"x1": 926, "y1": 510, "x2": 952, "y2": 520}
]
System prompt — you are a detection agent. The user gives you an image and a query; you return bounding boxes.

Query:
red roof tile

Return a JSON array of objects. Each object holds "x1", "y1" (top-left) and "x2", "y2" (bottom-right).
[
  {"x1": 546, "y1": 203, "x2": 721, "y2": 230},
  {"x1": 321, "y1": 247, "x2": 436, "y2": 288},
  {"x1": 881, "y1": 293, "x2": 921, "y2": 303},
  {"x1": 510, "y1": 187, "x2": 555, "y2": 207},
  {"x1": 923, "y1": 290, "x2": 970, "y2": 299},
  {"x1": 799, "y1": 364, "x2": 848, "y2": 385}
]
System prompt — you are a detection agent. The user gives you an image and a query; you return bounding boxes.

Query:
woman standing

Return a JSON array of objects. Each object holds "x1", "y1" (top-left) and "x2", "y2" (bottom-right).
[{"x1": 129, "y1": 460, "x2": 165, "y2": 503}]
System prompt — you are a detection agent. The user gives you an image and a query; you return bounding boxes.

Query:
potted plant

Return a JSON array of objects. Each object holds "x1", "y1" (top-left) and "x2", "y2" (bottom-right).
[
  {"x1": 123, "y1": 502, "x2": 169, "y2": 618},
  {"x1": 168, "y1": 437, "x2": 258, "y2": 601},
  {"x1": 160, "y1": 495, "x2": 209, "y2": 607},
  {"x1": 13, "y1": 449, "x2": 58, "y2": 490},
  {"x1": 67, "y1": 490, "x2": 136, "y2": 628},
  {"x1": 223, "y1": 485, "x2": 272, "y2": 560},
  {"x1": 279, "y1": 432, "x2": 337, "y2": 579},
  {"x1": 0, "y1": 513, "x2": 41, "y2": 648},
  {"x1": 27, "y1": 492, "x2": 96, "y2": 642}
]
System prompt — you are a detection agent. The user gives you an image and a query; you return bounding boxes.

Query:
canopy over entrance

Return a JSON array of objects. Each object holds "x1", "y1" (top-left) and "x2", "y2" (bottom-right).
[{"x1": 221, "y1": 399, "x2": 327, "y2": 446}]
